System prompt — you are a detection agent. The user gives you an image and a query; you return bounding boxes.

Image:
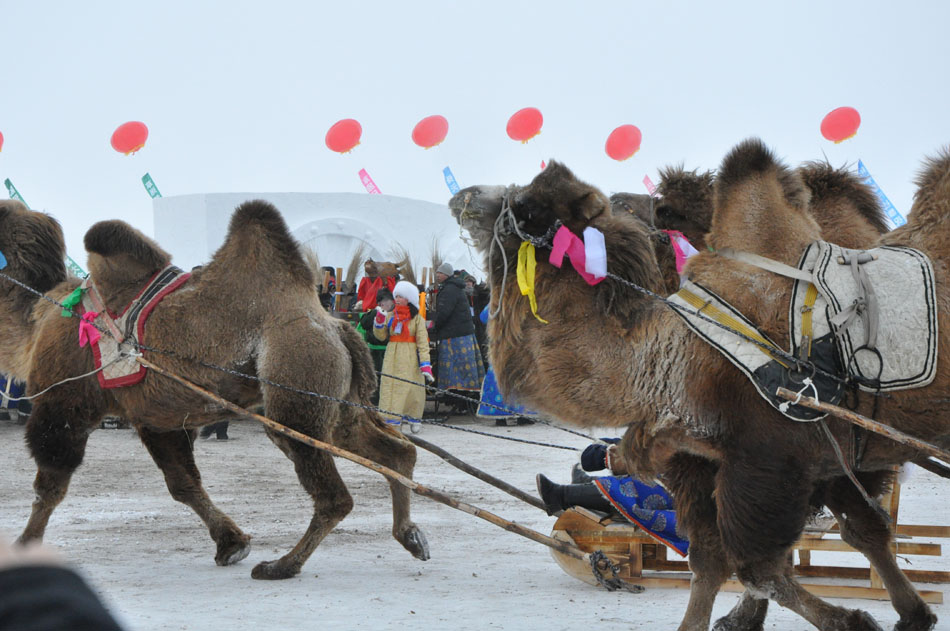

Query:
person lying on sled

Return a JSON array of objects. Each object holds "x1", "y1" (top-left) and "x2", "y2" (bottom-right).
[{"x1": 536, "y1": 439, "x2": 689, "y2": 557}]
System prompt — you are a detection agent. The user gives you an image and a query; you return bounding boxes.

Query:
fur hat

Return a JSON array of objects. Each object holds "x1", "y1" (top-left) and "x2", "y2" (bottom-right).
[
  {"x1": 437, "y1": 262, "x2": 454, "y2": 277},
  {"x1": 392, "y1": 280, "x2": 419, "y2": 309}
]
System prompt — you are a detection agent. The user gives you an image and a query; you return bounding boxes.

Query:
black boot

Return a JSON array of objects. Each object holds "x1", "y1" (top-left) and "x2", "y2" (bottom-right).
[
  {"x1": 536, "y1": 474, "x2": 566, "y2": 516},
  {"x1": 536, "y1": 475, "x2": 613, "y2": 517}
]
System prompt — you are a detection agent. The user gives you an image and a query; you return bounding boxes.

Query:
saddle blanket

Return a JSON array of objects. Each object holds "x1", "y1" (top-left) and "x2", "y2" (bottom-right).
[
  {"x1": 790, "y1": 241, "x2": 937, "y2": 392},
  {"x1": 80, "y1": 265, "x2": 190, "y2": 388}
]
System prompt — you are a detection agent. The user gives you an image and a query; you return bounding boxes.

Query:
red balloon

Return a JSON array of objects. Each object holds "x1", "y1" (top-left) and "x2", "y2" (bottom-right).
[
  {"x1": 820, "y1": 107, "x2": 861, "y2": 143},
  {"x1": 412, "y1": 115, "x2": 449, "y2": 149},
  {"x1": 325, "y1": 119, "x2": 362, "y2": 153},
  {"x1": 0, "y1": 130, "x2": 4, "y2": 152},
  {"x1": 605, "y1": 125, "x2": 642, "y2": 161},
  {"x1": 111, "y1": 121, "x2": 148, "y2": 155},
  {"x1": 506, "y1": 107, "x2": 543, "y2": 143}
]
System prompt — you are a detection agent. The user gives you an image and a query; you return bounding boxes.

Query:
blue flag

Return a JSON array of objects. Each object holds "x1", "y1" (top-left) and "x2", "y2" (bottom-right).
[
  {"x1": 858, "y1": 160, "x2": 905, "y2": 227},
  {"x1": 443, "y1": 166, "x2": 460, "y2": 195}
]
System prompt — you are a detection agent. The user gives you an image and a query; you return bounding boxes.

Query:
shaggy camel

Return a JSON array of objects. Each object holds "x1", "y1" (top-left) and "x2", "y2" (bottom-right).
[
  {"x1": 0, "y1": 199, "x2": 429, "y2": 579},
  {"x1": 450, "y1": 143, "x2": 947, "y2": 630}
]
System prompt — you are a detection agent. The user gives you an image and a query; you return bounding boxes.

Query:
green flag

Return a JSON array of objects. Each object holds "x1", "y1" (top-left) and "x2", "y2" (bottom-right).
[
  {"x1": 142, "y1": 173, "x2": 162, "y2": 198},
  {"x1": 4, "y1": 178, "x2": 26, "y2": 205},
  {"x1": 4, "y1": 178, "x2": 87, "y2": 278}
]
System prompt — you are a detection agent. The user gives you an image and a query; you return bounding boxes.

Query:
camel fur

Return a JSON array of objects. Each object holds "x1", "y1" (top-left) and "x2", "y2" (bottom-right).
[
  {"x1": 450, "y1": 143, "x2": 947, "y2": 631},
  {"x1": 0, "y1": 198, "x2": 429, "y2": 580}
]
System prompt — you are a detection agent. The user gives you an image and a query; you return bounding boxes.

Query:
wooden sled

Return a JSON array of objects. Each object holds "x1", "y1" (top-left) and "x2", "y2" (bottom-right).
[{"x1": 550, "y1": 503, "x2": 946, "y2": 603}]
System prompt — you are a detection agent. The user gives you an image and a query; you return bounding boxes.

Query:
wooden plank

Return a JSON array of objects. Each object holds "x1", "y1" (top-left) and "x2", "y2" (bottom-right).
[
  {"x1": 795, "y1": 538, "x2": 941, "y2": 556},
  {"x1": 796, "y1": 565, "x2": 950, "y2": 584},
  {"x1": 896, "y1": 524, "x2": 950, "y2": 538}
]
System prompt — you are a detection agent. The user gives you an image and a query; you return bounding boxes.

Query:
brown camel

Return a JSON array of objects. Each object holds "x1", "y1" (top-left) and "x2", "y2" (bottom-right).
[
  {"x1": 609, "y1": 192, "x2": 680, "y2": 294},
  {"x1": 450, "y1": 142, "x2": 947, "y2": 630},
  {"x1": 0, "y1": 199, "x2": 429, "y2": 579}
]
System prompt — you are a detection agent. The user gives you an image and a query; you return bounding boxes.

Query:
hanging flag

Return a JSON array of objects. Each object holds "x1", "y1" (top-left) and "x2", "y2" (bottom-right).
[
  {"x1": 642, "y1": 174, "x2": 657, "y2": 196},
  {"x1": 4, "y1": 178, "x2": 87, "y2": 277},
  {"x1": 142, "y1": 173, "x2": 162, "y2": 198},
  {"x1": 857, "y1": 160, "x2": 905, "y2": 227},
  {"x1": 4, "y1": 178, "x2": 25, "y2": 204},
  {"x1": 358, "y1": 168, "x2": 382, "y2": 194},
  {"x1": 443, "y1": 166, "x2": 460, "y2": 194}
]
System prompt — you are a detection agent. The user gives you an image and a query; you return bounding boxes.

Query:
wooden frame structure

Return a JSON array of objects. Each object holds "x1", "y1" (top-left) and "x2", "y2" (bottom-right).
[{"x1": 550, "y1": 489, "x2": 948, "y2": 603}]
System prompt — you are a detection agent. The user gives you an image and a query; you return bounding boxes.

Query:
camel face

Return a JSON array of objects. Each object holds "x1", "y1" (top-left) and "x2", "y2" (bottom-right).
[
  {"x1": 654, "y1": 166, "x2": 715, "y2": 251},
  {"x1": 449, "y1": 184, "x2": 509, "y2": 251}
]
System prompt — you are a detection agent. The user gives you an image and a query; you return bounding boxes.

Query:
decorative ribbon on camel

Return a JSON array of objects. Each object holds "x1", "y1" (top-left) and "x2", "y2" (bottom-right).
[
  {"x1": 516, "y1": 242, "x2": 548, "y2": 324},
  {"x1": 548, "y1": 225, "x2": 607, "y2": 286},
  {"x1": 78, "y1": 312, "x2": 101, "y2": 348},
  {"x1": 663, "y1": 230, "x2": 700, "y2": 274}
]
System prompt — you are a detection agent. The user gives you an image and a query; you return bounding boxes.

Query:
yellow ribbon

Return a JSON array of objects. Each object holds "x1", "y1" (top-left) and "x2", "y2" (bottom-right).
[{"x1": 517, "y1": 241, "x2": 548, "y2": 324}]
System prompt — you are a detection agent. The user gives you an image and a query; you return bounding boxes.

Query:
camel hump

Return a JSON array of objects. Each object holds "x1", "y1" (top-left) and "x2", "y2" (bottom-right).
[
  {"x1": 908, "y1": 147, "x2": 950, "y2": 226},
  {"x1": 798, "y1": 161, "x2": 889, "y2": 235},
  {"x1": 84, "y1": 220, "x2": 170, "y2": 270},
  {"x1": 218, "y1": 199, "x2": 313, "y2": 285},
  {"x1": 716, "y1": 138, "x2": 810, "y2": 212}
]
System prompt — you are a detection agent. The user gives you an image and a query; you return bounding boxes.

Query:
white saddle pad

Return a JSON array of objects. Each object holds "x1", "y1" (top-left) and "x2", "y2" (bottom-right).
[{"x1": 790, "y1": 241, "x2": 937, "y2": 392}]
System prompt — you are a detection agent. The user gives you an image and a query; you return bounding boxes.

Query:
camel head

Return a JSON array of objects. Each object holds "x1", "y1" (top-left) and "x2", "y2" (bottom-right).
[
  {"x1": 708, "y1": 138, "x2": 821, "y2": 263},
  {"x1": 450, "y1": 161, "x2": 669, "y2": 324},
  {"x1": 450, "y1": 162, "x2": 612, "y2": 255},
  {"x1": 0, "y1": 200, "x2": 68, "y2": 294},
  {"x1": 609, "y1": 194, "x2": 679, "y2": 295},
  {"x1": 655, "y1": 165, "x2": 715, "y2": 251}
]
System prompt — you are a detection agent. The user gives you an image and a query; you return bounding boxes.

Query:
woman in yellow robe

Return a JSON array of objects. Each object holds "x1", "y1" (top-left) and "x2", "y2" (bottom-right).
[{"x1": 373, "y1": 281, "x2": 432, "y2": 431}]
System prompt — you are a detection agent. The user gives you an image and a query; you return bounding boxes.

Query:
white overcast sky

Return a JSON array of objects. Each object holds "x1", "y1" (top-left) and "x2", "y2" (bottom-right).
[{"x1": 3, "y1": 1, "x2": 949, "y2": 262}]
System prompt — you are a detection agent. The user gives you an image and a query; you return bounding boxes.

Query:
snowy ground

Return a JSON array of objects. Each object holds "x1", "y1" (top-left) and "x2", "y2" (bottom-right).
[{"x1": 1, "y1": 414, "x2": 947, "y2": 631}]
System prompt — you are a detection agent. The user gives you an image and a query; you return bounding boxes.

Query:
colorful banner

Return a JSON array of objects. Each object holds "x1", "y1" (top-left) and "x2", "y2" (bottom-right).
[
  {"x1": 443, "y1": 166, "x2": 460, "y2": 194},
  {"x1": 857, "y1": 160, "x2": 905, "y2": 227},
  {"x1": 4, "y1": 178, "x2": 87, "y2": 277},
  {"x1": 4, "y1": 178, "x2": 25, "y2": 204},
  {"x1": 358, "y1": 168, "x2": 381, "y2": 194},
  {"x1": 142, "y1": 173, "x2": 162, "y2": 198},
  {"x1": 642, "y1": 174, "x2": 657, "y2": 196}
]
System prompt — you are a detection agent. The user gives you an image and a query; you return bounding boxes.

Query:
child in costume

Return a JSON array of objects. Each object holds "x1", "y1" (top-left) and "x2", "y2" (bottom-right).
[{"x1": 373, "y1": 281, "x2": 433, "y2": 433}]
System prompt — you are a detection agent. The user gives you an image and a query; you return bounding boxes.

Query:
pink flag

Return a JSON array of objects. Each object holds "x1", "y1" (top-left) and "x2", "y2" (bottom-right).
[
  {"x1": 642, "y1": 174, "x2": 657, "y2": 196},
  {"x1": 358, "y1": 168, "x2": 382, "y2": 194}
]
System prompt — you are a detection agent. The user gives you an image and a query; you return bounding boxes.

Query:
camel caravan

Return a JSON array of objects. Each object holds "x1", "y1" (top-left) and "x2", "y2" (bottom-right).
[
  {"x1": 450, "y1": 138, "x2": 950, "y2": 631},
  {"x1": 0, "y1": 136, "x2": 948, "y2": 630}
]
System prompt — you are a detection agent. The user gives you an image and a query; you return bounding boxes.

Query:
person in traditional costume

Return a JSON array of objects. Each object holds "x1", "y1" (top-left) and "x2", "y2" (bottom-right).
[
  {"x1": 536, "y1": 440, "x2": 689, "y2": 557},
  {"x1": 474, "y1": 306, "x2": 538, "y2": 426},
  {"x1": 428, "y1": 263, "x2": 484, "y2": 403},
  {"x1": 356, "y1": 259, "x2": 398, "y2": 311},
  {"x1": 373, "y1": 281, "x2": 433, "y2": 433}
]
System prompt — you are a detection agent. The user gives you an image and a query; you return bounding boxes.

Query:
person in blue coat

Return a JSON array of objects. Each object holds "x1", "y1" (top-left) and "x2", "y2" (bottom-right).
[{"x1": 536, "y1": 439, "x2": 689, "y2": 557}]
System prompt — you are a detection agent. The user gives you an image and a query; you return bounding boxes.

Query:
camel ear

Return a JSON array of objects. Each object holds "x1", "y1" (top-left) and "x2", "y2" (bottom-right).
[{"x1": 568, "y1": 191, "x2": 609, "y2": 226}]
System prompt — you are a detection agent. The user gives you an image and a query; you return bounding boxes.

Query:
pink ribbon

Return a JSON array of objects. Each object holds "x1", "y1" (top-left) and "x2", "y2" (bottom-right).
[
  {"x1": 548, "y1": 226, "x2": 605, "y2": 286},
  {"x1": 663, "y1": 230, "x2": 699, "y2": 274},
  {"x1": 78, "y1": 312, "x2": 101, "y2": 348}
]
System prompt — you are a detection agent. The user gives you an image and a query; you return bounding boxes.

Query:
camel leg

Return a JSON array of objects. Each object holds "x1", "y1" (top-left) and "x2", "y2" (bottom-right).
[
  {"x1": 18, "y1": 397, "x2": 97, "y2": 543},
  {"x1": 332, "y1": 410, "x2": 429, "y2": 560},
  {"x1": 662, "y1": 455, "x2": 734, "y2": 631},
  {"x1": 252, "y1": 426, "x2": 354, "y2": 580},
  {"x1": 137, "y1": 425, "x2": 251, "y2": 566},
  {"x1": 825, "y1": 476, "x2": 937, "y2": 631},
  {"x1": 716, "y1": 460, "x2": 883, "y2": 631}
]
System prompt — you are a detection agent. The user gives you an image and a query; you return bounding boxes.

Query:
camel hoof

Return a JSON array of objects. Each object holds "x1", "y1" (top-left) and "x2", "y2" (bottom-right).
[
  {"x1": 214, "y1": 535, "x2": 251, "y2": 567},
  {"x1": 894, "y1": 608, "x2": 938, "y2": 631},
  {"x1": 712, "y1": 616, "x2": 764, "y2": 631},
  {"x1": 251, "y1": 559, "x2": 300, "y2": 580},
  {"x1": 843, "y1": 609, "x2": 884, "y2": 631},
  {"x1": 398, "y1": 524, "x2": 430, "y2": 561}
]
